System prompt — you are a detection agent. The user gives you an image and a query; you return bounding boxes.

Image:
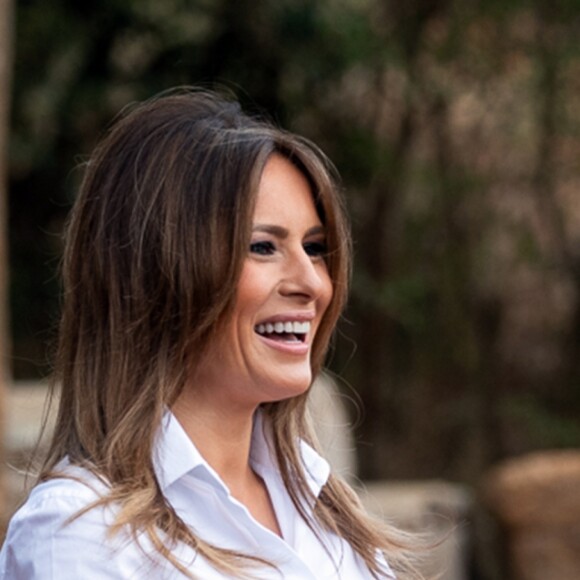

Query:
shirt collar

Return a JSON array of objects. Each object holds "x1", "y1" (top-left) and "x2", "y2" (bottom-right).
[
  {"x1": 153, "y1": 409, "x2": 331, "y2": 497},
  {"x1": 152, "y1": 411, "x2": 206, "y2": 491}
]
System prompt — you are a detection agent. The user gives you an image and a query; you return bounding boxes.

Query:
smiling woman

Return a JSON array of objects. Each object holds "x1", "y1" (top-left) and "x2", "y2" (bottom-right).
[{"x1": 0, "y1": 89, "x2": 421, "y2": 578}]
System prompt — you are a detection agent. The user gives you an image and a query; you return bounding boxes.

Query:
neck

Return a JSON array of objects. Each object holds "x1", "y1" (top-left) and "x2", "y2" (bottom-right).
[{"x1": 171, "y1": 388, "x2": 258, "y2": 495}]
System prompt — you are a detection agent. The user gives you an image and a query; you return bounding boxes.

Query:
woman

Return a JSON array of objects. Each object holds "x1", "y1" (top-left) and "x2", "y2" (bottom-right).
[{"x1": 1, "y1": 89, "x2": 418, "y2": 578}]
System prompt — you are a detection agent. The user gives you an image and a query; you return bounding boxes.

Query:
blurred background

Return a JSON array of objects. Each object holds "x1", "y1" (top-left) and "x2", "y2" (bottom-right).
[{"x1": 2, "y1": 0, "x2": 580, "y2": 578}]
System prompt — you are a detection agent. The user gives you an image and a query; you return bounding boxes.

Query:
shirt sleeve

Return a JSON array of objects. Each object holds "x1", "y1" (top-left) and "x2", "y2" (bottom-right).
[{"x1": 0, "y1": 488, "x2": 148, "y2": 579}]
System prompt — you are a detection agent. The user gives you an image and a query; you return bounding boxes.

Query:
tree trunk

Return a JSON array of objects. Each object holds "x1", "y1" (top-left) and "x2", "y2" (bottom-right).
[{"x1": 0, "y1": 0, "x2": 15, "y2": 520}]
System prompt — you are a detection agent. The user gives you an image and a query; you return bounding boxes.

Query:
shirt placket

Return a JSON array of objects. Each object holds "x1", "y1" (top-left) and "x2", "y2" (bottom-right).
[{"x1": 177, "y1": 473, "x2": 322, "y2": 579}]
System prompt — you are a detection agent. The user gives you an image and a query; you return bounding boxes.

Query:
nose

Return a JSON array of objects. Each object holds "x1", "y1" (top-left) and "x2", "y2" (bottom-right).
[{"x1": 278, "y1": 247, "x2": 331, "y2": 302}]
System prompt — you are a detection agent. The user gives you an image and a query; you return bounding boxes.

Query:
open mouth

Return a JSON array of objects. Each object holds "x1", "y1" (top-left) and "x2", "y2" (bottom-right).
[{"x1": 254, "y1": 321, "x2": 310, "y2": 343}]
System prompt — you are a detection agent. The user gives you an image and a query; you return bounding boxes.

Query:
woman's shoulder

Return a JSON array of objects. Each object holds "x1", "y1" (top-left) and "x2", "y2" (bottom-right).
[
  {"x1": 13, "y1": 463, "x2": 110, "y2": 518},
  {"x1": 3, "y1": 464, "x2": 110, "y2": 538},
  {"x1": 0, "y1": 465, "x2": 134, "y2": 579}
]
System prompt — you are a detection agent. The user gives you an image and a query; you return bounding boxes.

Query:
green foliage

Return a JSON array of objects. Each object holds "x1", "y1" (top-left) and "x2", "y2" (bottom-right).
[
  {"x1": 10, "y1": 0, "x2": 580, "y2": 490},
  {"x1": 515, "y1": 225, "x2": 543, "y2": 264},
  {"x1": 352, "y1": 270, "x2": 432, "y2": 335},
  {"x1": 503, "y1": 395, "x2": 580, "y2": 448}
]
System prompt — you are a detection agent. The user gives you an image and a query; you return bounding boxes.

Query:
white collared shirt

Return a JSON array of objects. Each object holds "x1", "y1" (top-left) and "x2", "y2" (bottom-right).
[{"x1": 0, "y1": 412, "x2": 394, "y2": 579}]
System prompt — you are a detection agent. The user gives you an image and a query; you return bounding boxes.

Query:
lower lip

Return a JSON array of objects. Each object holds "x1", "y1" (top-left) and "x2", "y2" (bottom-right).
[{"x1": 256, "y1": 333, "x2": 310, "y2": 355}]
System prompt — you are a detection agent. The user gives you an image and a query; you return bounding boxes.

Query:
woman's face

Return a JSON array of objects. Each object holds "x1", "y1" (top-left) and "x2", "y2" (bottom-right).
[{"x1": 193, "y1": 154, "x2": 333, "y2": 410}]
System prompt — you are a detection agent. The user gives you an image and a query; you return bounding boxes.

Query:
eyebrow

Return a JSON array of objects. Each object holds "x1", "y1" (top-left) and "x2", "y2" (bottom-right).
[{"x1": 252, "y1": 224, "x2": 326, "y2": 238}]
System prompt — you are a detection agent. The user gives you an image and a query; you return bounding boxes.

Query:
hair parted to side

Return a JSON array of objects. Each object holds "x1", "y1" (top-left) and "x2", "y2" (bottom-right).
[{"x1": 42, "y1": 88, "x2": 423, "y2": 579}]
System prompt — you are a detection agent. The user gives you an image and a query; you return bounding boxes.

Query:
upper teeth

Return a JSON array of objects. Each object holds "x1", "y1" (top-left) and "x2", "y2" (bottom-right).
[{"x1": 255, "y1": 321, "x2": 311, "y2": 334}]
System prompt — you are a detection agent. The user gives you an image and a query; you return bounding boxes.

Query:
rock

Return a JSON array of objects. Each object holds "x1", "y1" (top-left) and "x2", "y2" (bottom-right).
[{"x1": 484, "y1": 450, "x2": 580, "y2": 580}]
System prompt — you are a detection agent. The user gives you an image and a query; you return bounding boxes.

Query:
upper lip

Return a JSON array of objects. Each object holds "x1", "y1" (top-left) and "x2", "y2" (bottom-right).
[{"x1": 255, "y1": 312, "x2": 315, "y2": 325}]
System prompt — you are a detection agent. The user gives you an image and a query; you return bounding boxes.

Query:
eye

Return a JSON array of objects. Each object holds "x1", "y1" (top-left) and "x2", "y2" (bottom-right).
[
  {"x1": 250, "y1": 240, "x2": 276, "y2": 256},
  {"x1": 304, "y1": 240, "x2": 327, "y2": 258}
]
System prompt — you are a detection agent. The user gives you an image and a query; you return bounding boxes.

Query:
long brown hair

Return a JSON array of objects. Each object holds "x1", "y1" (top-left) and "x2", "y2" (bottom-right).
[{"x1": 42, "y1": 88, "x2": 421, "y2": 578}]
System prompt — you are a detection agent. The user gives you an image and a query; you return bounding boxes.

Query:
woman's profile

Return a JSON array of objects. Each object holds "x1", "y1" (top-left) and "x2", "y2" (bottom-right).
[{"x1": 0, "y1": 89, "x2": 419, "y2": 578}]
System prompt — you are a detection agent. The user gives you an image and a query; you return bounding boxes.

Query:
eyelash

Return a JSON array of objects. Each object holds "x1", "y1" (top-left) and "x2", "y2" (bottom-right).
[
  {"x1": 303, "y1": 241, "x2": 327, "y2": 257},
  {"x1": 249, "y1": 241, "x2": 327, "y2": 258},
  {"x1": 249, "y1": 241, "x2": 276, "y2": 256}
]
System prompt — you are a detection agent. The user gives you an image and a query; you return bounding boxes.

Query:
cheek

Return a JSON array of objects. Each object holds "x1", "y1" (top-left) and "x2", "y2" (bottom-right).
[{"x1": 235, "y1": 262, "x2": 272, "y2": 313}]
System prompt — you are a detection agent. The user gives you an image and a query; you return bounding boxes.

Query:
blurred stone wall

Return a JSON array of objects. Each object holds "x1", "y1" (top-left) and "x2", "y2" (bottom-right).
[{"x1": 485, "y1": 450, "x2": 580, "y2": 580}]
